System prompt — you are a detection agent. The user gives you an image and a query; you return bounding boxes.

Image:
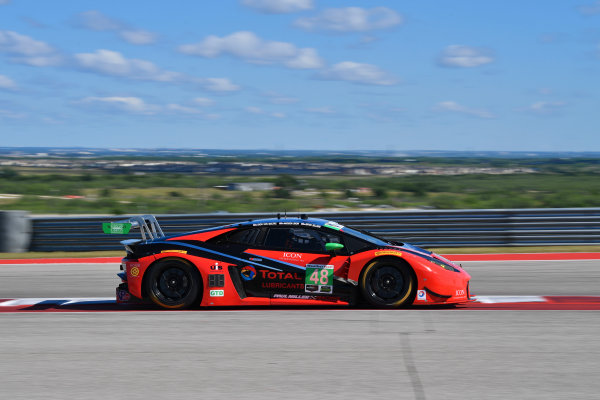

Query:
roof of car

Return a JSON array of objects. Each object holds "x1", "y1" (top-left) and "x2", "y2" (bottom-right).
[{"x1": 236, "y1": 217, "x2": 333, "y2": 228}]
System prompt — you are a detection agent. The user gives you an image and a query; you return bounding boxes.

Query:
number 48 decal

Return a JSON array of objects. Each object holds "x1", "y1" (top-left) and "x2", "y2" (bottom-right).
[
  {"x1": 305, "y1": 264, "x2": 333, "y2": 294},
  {"x1": 309, "y1": 268, "x2": 330, "y2": 285}
]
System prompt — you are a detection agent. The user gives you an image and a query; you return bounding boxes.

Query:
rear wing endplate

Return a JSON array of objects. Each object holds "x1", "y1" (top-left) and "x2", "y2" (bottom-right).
[{"x1": 102, "y1": 215, "x2": 165, "y2": 241}]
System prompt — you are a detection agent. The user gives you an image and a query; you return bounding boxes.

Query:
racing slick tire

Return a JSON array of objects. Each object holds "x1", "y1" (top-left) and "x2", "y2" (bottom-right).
[
  {"x1": 360, "y1": 258, "x2": 416, "y2": 308},
  {"x1": 145, "y1": 259, "x2": 202, "y2": 309}
]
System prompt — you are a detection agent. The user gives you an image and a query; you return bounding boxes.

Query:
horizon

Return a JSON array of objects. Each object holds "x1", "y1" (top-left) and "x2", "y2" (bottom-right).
[{"x1": 3, "y1": 146, "x2": 600, "y2": 158}]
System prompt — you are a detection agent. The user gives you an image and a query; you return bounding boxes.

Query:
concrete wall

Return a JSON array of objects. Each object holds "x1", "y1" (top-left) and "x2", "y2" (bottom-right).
[{"x1": 0, "y1": 211, "x2": 31, "y2": 252}]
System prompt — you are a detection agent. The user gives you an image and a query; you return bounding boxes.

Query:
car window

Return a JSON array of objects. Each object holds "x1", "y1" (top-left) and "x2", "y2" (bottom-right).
[
  {"x1": 343, "y1": 235, "x2": 373, "y2": 254},
  {"x1": 264, "y1": 227, "x2": 330, "y2": 252},
  {"x1": 211, "y1": 227, "x2": 265, "y2": 246}
]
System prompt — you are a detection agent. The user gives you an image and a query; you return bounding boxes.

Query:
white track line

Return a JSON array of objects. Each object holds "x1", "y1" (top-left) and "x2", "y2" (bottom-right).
[
  {"x1": 471, "y1": 295, "x2": 546, "y2": 304},
  {"x1": 0, "y1": 297, "x2": 115, "y2": 306}
]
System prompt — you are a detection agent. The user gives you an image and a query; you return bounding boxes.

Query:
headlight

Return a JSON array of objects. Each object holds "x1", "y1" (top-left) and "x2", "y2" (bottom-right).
[{"x1": 428, "y1": 257, "x2": 460, "y2": 273}]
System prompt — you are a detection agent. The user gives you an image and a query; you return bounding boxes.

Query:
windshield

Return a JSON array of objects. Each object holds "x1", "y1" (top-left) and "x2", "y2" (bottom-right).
[{"x1": 342, "y1": 226, "x2": 393, "y2": 247}]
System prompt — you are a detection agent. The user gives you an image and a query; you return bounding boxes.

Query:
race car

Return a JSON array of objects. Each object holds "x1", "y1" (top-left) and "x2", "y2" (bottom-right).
[{"x1": 103, "y1": 214, "x2": 471, "y2": 309}]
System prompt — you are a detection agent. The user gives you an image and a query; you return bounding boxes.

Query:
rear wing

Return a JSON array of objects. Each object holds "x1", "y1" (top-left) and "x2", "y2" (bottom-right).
[{"x1": 102, "y1": 215, "x2": 165, "y2": 241}]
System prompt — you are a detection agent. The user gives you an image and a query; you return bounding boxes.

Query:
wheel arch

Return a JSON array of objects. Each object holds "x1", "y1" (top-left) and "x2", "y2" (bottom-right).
[
  {"x1": 141, "y1": 256, "x2": 201, "y2": 300},
  {"x1": 358, "y1": 255, "x2": 418, "y2": 307},
  {"x1": 358, "y1": 255, "x2": 417, "y2": 285}
]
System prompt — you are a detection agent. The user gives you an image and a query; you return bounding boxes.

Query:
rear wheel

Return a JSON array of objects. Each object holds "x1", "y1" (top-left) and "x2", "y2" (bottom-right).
[
  {"x1": 145, "y1": 259, "x2": 201, "y2": 309},
  {"x1": 360, "y1": 259, "x2": 416, "y2": 307}
]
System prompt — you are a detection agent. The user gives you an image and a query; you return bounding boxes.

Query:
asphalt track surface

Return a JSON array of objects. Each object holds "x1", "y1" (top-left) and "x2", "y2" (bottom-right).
[{"x1": 1, "y1": 258, "x2": 600, "y2": 399}]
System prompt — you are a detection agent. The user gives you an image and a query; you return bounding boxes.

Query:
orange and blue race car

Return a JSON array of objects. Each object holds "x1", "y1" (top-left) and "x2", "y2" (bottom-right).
[{"x1": 103, "y1": 215, "x2": 471, "y2": 309}]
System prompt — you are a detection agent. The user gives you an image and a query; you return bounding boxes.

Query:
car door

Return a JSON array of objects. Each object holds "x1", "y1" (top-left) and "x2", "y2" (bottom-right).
[{"x1": 244, "y1": 226, "x2": 351, "y2": 299}]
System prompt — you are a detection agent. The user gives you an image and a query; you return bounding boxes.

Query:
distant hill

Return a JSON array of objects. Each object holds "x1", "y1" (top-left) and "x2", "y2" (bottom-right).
[{"x1": 2, "y1": 147, "x2": 600, "y2": 159}]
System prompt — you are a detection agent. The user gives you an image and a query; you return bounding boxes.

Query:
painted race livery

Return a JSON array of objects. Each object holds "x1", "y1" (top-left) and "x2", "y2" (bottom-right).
[{"x1": 104, "y1": 215, "x2": 471, "y2": 309}]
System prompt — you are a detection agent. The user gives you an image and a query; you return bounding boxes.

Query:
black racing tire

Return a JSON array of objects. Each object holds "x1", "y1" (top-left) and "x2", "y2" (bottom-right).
[
  {"x1": 360, "y1": 258, "x2": 416, "y2": 308},
  {"x1": 145, "y1": 259, "x2": 201, "y2": 309}
]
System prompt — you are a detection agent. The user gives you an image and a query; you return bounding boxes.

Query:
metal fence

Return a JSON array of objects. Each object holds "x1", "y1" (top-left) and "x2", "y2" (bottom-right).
[{"x1": 27, "y1": 208, "x2": 600, "y2": 252}]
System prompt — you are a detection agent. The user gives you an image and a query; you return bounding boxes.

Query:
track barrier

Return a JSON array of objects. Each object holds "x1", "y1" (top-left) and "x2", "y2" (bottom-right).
[{"x1": 20, "y1": 208, "x2": 600, "y2": 252}]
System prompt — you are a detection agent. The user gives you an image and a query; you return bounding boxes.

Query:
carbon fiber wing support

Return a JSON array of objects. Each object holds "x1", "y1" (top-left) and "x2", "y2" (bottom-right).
[{"x1": 116, "y1": 215, "x2": 165, "y2": 241}]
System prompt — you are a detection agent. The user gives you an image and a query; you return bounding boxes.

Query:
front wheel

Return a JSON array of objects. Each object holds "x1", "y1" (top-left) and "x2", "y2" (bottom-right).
[
  {"x1": 145, "y1": 259, "x2": 201, "y2": 309},
  {"x1": 360, "y1": 259, "x2": 416, "y2": 307}
]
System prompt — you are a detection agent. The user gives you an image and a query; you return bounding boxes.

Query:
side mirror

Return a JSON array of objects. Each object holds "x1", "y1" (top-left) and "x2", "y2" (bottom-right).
[{"x1": 325, "y1": 242, "x2": 344, "y2": 253}]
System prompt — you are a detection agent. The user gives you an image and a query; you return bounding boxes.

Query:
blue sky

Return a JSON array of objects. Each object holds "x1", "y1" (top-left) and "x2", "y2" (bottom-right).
[{"x1": 0, "y1": 0, "x2": 599, "y2": 151}]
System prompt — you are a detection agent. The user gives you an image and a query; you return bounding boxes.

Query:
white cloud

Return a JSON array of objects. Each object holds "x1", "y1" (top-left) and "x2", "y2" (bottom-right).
[
  {"x1": 0, "y1": 74, "x2": 17, "y2": 90},
  {"x1": 199, "y1": 77, "x2": 241, "y2": 92},
  {"x1": 295, "y1": 7, "x2": 402, "y2": 32},
  {"x1": 73, "y1": 10, "x2": 157, "y2": 45},
  {"x1": 166, "y1": 103, "x2": 203, "y2": 114},
  {"x1": 79, "y1": 96, "x2": 222, "y2": 118},
  {"x1": 577, "y1": 1, "x2": 600, "y2": 15},
  {"x1": 318, "y1": 61, "x2": 398, "y2": 85},
  {"x1": 306, "y1": 106, "x2": 336, "y2": 114},
  {"x1": 178, "y1": 31, "x2": 323, "y2": 69},
  {"x1": 74, "y1": 49, "x2": 181, "y2": 81},
  {"x1": 522, "y1": 101, "x2": 567, "y2": 115},
  {"x1": 241, "y1": 0, "x2": 313, "y2": 14},
  {"x1": 164, "y1": 104, "x2": 221, "y2": 119},
  {"x1": 74, "y1": 50, "x2": 241, "y2": 92},
  {"x1": 119, "y1": 30, "x2": 157, "y2": 45},
  {"x1": 436, "y1": 101, "x2": 495, "y2": 119},
  {"x1": 0, "y1": 109, "x2": 25, "y2": 119},
  {"x1": 245, "y1": 106, "x2": 264, "y2": 114},
  {"x1": 0, "y1": 30, "x2": 62, "y2": 66},
  {"x1": 245, "y1": 106, "x2": 285, "y2": 118},
  {"x1": 74, "y1": 10, "x2": 121, "y2": 31},
  {"x1": 193, "y1": 97, "x2": 215, "y2": 106},
  {"x1": 438, "y1": 45, "x2": 494, "y2": 68},
  {"x1": 79, "y1": 96, "x2": 158, "y2": 114},
  {"x1": 263, "y1": 91, "x2": 298, "y2": 104}
]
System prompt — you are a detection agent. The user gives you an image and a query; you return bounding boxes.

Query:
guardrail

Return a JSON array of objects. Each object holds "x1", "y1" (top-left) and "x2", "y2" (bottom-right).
[{"x1": 26, "y1": 208, "x2": 600, "y2": 252}]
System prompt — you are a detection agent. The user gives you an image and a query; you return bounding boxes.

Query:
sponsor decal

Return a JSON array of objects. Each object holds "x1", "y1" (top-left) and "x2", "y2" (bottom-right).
[
  {"x1": 252, "y1": 222, "x2": 278, "y2": 227},
  {"x1": 305, "y1": 264, "x2": 334, "y2": 294},
  {"x1": 455, "y1": 289, "x2": 466, "y2": 297},
  {"x1": 210, "y1": 262, "x2": 222, "y2": 271},
  {"x1": 300, "y1": 223, "x2": 321, "y2": 228},
  {"x1": 324, "y1": 221, "x2": 344, "y2": 231},
  {"x1": 240, "y1": 265, "x2": 256, "y2": 281},
  {"x1": 129, "y1": 266, "x2": 140, "y2": 277},
  {"x1": 417, "y1": 290, "x2": 427, "y2": 301},
  {"x1": 273, "y1": 294, "x2": 316, "y2": 300},
  {"x1": 319, "y1": 285, "x2": 332, "y2": 293},
  {"x1": 260, "y1": 270, "x2": 303, "y2": 281},
  {"x1": 375, "y1": 250, "x2": 402, "y2": 257},
  {"x1": 102, "y1": 222, "x2": 132, "y2": 235},
  {"x1": 161, "y1": 250, "x2": 187, "y2": 254},
  {"x1": 116, "y1": 289, "x2": 131, "y2": 302},
  {"x1": 209, "y1": 289, "x2": 224, "y2": 297},
  {"x1": 262, "y1": 282, "x2": 304, "y2": 290},
  {"x1": 271, "y1": 294, "x2": 340, "y2": 302},
  {"x1": 249, "y1": 257, "x2": 262, "y2": 262},
  {"x1": 282, "y1": 252, "x2": 303, "y2": 261}
]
